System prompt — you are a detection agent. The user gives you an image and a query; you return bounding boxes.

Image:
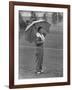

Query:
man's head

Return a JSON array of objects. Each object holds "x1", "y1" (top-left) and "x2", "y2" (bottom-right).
[
  {"x1": 37, "y1": 27, "x2": 44, "y2": 33},
  {"x1": 37, "y1": 27, "x2": 46, "y2": 36}
]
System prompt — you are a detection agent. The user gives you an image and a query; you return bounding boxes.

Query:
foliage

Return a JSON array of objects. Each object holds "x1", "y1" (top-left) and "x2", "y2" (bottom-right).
[
  {"x1": 52, "y1": 12, "x2": 63, "y2": 24},
  {"x1": 19, "y1": 13, "x2": 27, "y2": 29},
  {"x1": 30, "y1": 11, "x2": 37, "y2": 23},
  {"x1": 43, "y1": 13, "x2": 47, "y2": 21}
]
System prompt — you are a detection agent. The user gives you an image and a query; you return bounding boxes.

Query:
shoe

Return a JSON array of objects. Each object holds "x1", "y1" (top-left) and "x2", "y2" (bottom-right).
[
  {"x1": 41, "y1": 70, "x2": 44, "y2": 73},
  {"x1": 37, "y1": 71, "x2": 41, "y2": 74},
  {"x1": 35, "y1": 71, "x2": 41, "y2": 75}
]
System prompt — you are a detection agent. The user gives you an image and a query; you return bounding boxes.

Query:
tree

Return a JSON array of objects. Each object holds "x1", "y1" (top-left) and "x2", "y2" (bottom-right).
[
  {"x1": 52, "y1": 12, "x2": 63, "y2": 24},
  {"x1": 30, "y1": 11, "x2": 37, "y2": 23},
  {"x1": 52, "y1": 12, "x2": 57, "y2": 24},
  {"x1": 19, "y1": 12, "x2": 27, "y2": 29},
  {"x1": 43, "y1": 13, "x2": 47, "y2": 21},
  {"x1": 58, "y1": 13, "x2": 63, "y2": 22}
]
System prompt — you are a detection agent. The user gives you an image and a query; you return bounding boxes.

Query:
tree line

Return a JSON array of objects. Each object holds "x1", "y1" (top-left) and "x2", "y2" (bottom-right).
[{"x1": 19, "y1": 11, "x2": 63, "y2": 29}]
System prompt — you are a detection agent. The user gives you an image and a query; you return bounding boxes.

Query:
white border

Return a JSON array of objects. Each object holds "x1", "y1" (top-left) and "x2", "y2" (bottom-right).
[{"x1": 14, "y1": 6, "x2": 68, "y2": 85}]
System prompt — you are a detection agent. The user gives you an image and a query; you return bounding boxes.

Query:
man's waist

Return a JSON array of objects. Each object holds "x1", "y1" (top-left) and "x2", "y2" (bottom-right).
[{"x1": 36, "y1": 43, "x2": 43, "y2": 46}]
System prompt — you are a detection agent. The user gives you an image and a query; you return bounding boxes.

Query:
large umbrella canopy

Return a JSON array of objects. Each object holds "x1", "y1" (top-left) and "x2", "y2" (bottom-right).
[{"x1": 25, "y1": 19, "x2": 51, "y2": 43}]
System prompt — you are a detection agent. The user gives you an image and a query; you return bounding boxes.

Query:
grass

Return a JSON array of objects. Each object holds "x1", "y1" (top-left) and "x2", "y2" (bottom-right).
[{"x1": 19, "y1": 24, "x2": 63, "y2": 79}]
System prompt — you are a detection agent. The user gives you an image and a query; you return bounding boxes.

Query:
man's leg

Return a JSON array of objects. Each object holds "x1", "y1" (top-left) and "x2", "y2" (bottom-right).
[{"x1": 35, "y1": 45, "x2": 43, "y2": 73}]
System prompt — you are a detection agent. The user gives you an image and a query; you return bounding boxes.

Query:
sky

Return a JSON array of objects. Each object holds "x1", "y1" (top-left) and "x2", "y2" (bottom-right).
[{"x1": 19, "y1": 11, "x2": 52, "y2": 17}]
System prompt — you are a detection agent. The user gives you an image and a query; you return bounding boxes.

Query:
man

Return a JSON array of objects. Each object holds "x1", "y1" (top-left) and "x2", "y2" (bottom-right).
[{"x1": 35, "y1": 27, "x2": 46, "y2": 74}]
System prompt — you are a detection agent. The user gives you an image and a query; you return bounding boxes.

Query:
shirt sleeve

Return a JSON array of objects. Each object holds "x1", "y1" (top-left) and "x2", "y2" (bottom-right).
[
  {"x1": 36, "y1": 32, "x2": 41, "y2": 37},
  {"x1": 35, "y1": 34, "x2": 42, "y2": 45}
]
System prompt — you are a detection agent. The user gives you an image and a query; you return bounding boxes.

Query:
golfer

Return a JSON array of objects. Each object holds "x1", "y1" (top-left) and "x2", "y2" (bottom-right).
[{"x1": 35, "y1": 27, "x2": 46, "y2": 74}]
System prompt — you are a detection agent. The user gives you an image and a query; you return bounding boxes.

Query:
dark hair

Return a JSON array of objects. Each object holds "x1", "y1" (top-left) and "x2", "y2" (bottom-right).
[{"x1": 37, "y1": 27, "x2": 42, "y2": 32}]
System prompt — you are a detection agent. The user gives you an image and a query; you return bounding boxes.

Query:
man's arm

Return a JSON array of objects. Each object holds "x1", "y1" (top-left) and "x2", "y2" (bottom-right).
[
  {"x1": 42, "y1": 33, "x2": 46, "y2": 37},
  {"x1": 36, "y1": 37, "x2": 44, "y2": 44}
]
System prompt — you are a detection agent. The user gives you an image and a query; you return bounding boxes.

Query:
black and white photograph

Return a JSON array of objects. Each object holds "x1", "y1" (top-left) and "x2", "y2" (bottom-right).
[
  {"x1": 19, "y1": 11, "x2": 63, "y2": 79},
  {"x1": 9, "y1": 1, "x2": 70, "y2": 88}
]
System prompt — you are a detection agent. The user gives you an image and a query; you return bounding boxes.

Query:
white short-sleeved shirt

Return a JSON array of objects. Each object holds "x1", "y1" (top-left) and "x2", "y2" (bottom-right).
[{"x1": 36, "y1": 32, "x2": 45, "y2": 41}]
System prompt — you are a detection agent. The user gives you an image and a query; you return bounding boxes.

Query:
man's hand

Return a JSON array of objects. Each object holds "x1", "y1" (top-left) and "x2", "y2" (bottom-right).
[{"x1": 42, "y1": 33, "x2": 46, "y2": 37}]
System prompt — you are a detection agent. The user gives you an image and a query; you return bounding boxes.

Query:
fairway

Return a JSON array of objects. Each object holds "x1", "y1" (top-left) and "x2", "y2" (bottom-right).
[{"x1": 19, "y1": 29, "x2": 63, "y2": 79}]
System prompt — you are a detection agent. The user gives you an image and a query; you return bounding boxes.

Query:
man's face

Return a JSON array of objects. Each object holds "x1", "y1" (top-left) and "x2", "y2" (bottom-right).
[
  {"x1": 39, "y1": 28, "x2": 47, "y2": 37},
  {"x1": 40, "y1": 28, "x2": 44, "y2": 33}
]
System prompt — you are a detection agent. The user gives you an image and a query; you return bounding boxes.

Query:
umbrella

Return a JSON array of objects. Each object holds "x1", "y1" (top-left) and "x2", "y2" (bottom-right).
[{"x1": 25, "y1": 19, "x2": 51, "y2": 43}]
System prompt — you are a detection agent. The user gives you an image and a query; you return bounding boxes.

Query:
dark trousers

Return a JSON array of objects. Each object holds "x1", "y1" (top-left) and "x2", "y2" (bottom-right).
[{"x1": 35, "y1": 44, "x2": 43, "y2": 72}]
